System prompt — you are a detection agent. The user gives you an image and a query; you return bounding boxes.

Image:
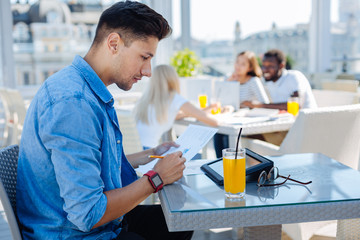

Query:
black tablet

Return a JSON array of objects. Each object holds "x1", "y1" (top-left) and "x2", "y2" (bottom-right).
[{"x1": 200, "y1": 148, "x2": 274, "y2": 186}]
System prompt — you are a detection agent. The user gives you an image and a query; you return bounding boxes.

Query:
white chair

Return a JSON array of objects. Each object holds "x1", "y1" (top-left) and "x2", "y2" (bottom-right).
[
  {"x1": 337, "y1": 218, "x2": 360, "y2": 240},
  {"x1": 0, "y1": 89, "x2": 15, "y2": 147},
  {"x1": 6, "y1": 89, "x2": 26, "y2": 143},
  {"x1": 308, "y1": 72, "x2": 337, "y2": 89},
  {"x1": 242, "y1": 104, "x2": 360, "y2": 240},
  {"x1": 0, "y1": 145, "x2": 22, "y2": 240},
  {"x1": 116, "y1": 111, "x2": 143, "y2": 154},
  {"x1": 322, "y1": 79, "x2": 359, "y2": 92},
  {"x1": 312, "y1": 89, "x2": 359, "y2": 107},
  {"x1": 0, "y1": 88, "x2": 27, "y2": 146},
  {"x1": 336, "y1": 73, "x2": 356, "y2": 80}
]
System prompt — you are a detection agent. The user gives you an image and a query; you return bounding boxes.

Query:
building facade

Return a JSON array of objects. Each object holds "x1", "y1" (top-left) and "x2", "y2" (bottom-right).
[{"x1": 10, "y1": 0, "x2": 360, "y2": 87}]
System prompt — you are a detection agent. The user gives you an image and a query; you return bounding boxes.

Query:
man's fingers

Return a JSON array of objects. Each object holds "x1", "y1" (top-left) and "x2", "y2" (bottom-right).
[
  {"x1": 169, "y1": 142, "x2": 180, "y2": 148},
  {"x1": 175, "y1": 151, "x2": 183, "y2": 157}
]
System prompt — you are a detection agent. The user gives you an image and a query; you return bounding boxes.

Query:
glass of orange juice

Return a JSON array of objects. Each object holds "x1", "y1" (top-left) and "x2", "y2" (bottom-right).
[
  {"x1": 222, "y1": 148, "x2": 246, "y2": 200},
  {"x1": 287, "y1": 97, "x2": 299, "y2": 116},
  {"x1": 198, "y1": 94, "x2": 208, "y2": 109},
  {"x1": 211, "y1": 100, "x2": 221, "y2": 115}
]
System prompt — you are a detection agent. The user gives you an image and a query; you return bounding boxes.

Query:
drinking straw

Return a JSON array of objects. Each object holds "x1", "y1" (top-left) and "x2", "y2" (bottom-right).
[{"x1": 235, "y1": 128, "x2": 243, "y2": 159}]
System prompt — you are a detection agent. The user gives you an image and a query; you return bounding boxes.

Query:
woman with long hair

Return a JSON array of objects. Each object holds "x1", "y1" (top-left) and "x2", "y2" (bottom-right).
[
  {"x1": 134, "y1": 64, "x2": 219, "y2": 149},
  {"x1": 214, "y1": 51, "x2": 270, "y2": 157},
  {"x1": 228, "y1": 50, "x2": 270, "y2": 107}
]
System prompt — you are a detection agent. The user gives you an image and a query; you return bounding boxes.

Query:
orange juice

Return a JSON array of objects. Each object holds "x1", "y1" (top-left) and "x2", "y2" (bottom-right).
[
  {"x1": 211, "y1": 107, "x2": 221, "y2": 114},
  {"x1": 198, "y1": 94, "x2": 207, "y2": 109},
  {"x1": 223, "y1": 155, "x2": 246, "y2": 198},
  {"x1": 287, "y1": 100, "x2": 299, "y2": 116},
  {"x1": 211, "y1": 103, "x2": 221, "y2": 114}
]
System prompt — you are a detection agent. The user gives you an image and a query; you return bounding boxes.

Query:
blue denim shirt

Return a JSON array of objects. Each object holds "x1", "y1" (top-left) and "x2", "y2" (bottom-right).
[{"x1": 16, "y1": 55, "x2": 138, "y2": 239}]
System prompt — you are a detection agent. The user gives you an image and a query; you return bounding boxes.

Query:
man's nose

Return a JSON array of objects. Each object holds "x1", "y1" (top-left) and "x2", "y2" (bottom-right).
[{"x1": 141, "y1": 61, "x2": 152, "y2": 77}]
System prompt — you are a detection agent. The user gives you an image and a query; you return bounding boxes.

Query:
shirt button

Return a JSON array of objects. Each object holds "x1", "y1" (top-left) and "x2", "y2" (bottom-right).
[{"x1": 117, "y1": 140, "x2": 120, "y2": 144}]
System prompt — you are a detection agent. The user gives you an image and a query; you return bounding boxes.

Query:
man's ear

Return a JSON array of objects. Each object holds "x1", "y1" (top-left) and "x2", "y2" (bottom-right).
[
  {"x1": 107, "y1": 33, "x2": 122, "y2": 54},
  {"x1": 279, "y1": 62, "x2": 286, "y2": 69}
]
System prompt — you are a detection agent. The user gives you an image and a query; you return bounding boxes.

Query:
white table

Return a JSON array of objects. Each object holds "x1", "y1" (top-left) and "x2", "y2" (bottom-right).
[
  {"x1": 174, "y1": 113, "x2": 295, "y2": 147},
  {"x1": 159, "y1": 153, "x2": 360, "y2": 239}
]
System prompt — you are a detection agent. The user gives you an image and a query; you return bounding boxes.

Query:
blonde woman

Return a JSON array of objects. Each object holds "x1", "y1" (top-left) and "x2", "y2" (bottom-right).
[{"x1": 134, "y1": 65, "x2": 219, "y2": 149}]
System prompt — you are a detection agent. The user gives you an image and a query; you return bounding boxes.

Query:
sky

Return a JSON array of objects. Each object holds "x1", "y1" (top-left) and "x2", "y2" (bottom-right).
[{"x1": 171, "y1": 0, "x2": 339, "y2": 42}]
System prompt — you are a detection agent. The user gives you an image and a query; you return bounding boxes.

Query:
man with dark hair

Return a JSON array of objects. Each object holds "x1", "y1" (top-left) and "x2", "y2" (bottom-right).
[
  {"x1": 242, "y1": 49, "x2": 317, "y2": 110},
  {"x1": 242, "y1": 49, "x2": 317, "y2": 145},
  {"x1": 17, "y1": 1, "x2": 192, "y2": 239}
]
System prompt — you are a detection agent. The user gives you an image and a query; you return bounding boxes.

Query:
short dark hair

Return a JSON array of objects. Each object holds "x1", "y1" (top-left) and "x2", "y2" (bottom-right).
[
  {"x1": 263, "y1": 49, "x2": 286, "y2": 65},
  {"x1": 93, "y1": 1, "x2": 172, "y2": 47}
]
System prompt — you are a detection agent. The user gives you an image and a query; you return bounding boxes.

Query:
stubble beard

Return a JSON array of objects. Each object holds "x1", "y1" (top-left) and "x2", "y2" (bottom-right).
[{"x1": 116, "y1": 79, "x2": 132, "y2": 91}]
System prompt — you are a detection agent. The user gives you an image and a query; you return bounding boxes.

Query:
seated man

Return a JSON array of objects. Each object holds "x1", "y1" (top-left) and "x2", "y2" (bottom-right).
[
  {"x1": 242, "y1": 49, "x2": 317, "y2": 145},
  {"x1": 16, "y1": 1, "x2": 192, "y2": 239},
  {"x1": 242, "y1": 48, "x2": 317, "y2": 110}
]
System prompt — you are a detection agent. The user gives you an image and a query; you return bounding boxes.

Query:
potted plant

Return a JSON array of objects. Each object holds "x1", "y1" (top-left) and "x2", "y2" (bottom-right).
[{"x1": 170, "y1": 48, "x2": 201, "y2": 77}]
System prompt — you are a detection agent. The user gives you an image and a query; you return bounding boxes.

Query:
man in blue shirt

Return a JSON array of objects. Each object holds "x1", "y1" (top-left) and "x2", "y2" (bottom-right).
[{"x1": 16, "y1": 1, "x2": 192, "y2": 239}]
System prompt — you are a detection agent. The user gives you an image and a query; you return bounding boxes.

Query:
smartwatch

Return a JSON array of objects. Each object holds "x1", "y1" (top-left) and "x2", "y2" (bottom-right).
[{"x1": 144, "y1": 170, "x2": 163, "y2": 193}]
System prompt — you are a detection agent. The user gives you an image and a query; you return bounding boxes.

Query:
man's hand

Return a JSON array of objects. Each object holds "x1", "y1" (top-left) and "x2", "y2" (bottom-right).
[
  {"x1": 241, "y1": 101, "x2": 263, "y2": 109},
  {"x1": 126, "y1": 142, "x2": 179, "y2": 168},
  {"x1": 153, "y1": 141, "x2": 179, "y2": 156},
  {"x1": 153, "y1": 151, "x2": 185, "y2": 185},
  {"x1": 241, "y1": 101, "x2": 256, "y2": 108}
]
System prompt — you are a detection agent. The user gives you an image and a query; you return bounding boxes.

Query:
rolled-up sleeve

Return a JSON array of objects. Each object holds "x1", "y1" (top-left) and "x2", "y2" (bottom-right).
[{"x1": 39, "y1": 97, "x2": 107, "y2": 232}]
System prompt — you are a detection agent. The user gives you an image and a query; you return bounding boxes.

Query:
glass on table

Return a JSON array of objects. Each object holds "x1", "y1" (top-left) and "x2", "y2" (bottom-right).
[
  {"x1": 287, "y1": 96, "x2": 300, "y2": 116},
  {"x1": 210, "y1": 99, "x2": 221, "y2": 115},
  {"x1": 222, "y1": 148, "x2": 246, "y2": 200},
  {"x1": 198, "y1": 94, "x2": 208, "y2": 109}
]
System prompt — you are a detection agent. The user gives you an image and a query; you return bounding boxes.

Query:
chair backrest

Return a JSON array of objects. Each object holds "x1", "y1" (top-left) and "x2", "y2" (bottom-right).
[
  {"x1": 6, "y1": 89, "x2": 27, "y2": 129},
  {"x1": 336, "y1": 73, "x2": 356, "y2": 80},
  {"x1": 0, "y1": 88, "x2": 27, "y2": 146},
  {"x1": 0, "y1": 89, "x2": 14, "y2": 147},
  {"x1": 308, "y1": 72, "x2": 337, "y2": 89},
  {"x1": 279, "y1": 104, "x2": 360, "y2": 169},
  {"x1": 322, "y1": 79, "x2": 359, "y2": 92},
  {"x1": 312, "y1": 89, "x2": 359, "y2": 107},
  {"x1": 116, "y1": 111, "x2": 143, "y2": 154},
  {"x1": 0, "y1": 145, "x2": 22, "y2": 240}
]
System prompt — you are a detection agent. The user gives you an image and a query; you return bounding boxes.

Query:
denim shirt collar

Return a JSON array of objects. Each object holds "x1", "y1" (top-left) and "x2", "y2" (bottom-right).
[{"x1": 72, "y1": 55, "x2": 114, "y2": 106}]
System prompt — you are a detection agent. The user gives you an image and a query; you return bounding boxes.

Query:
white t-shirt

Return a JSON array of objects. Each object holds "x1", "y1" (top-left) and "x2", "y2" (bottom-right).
[
  {"x1": 239, "y1": 76, "x2": 270, "y2": 104},
  {"x1": 264, "y1": 69, "x2": 317, "y2": 108},
  {"x1": 136, "y1": 93, "x2": 187, "y2": 148}
]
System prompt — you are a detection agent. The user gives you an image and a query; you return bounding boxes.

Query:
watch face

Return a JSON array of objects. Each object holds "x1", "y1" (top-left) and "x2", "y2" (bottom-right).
[{"x1": 152, "y1": 175, "x2": 162, "y2": 187}]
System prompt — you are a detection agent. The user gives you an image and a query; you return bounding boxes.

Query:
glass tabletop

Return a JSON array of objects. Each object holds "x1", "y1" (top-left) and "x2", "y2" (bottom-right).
[{"x1": 161, "y1": 153, "x2": 360, "y2": 213}]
